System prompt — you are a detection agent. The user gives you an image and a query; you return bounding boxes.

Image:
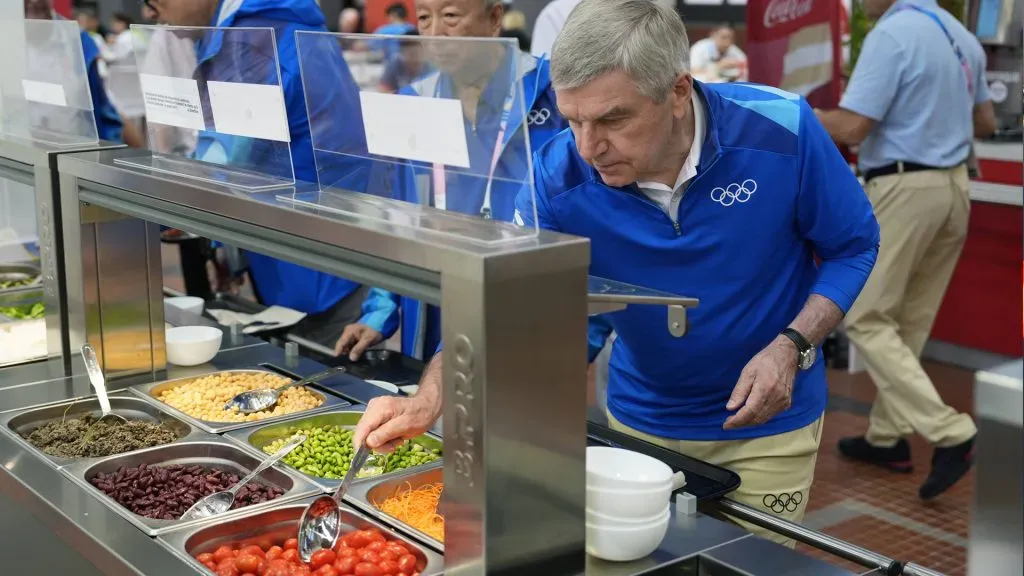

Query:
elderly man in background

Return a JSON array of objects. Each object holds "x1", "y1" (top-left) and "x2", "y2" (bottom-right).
[
  {"x1": 354, "y1": 0, "x2": 880, "y2": 542},
  {"x1": 816, "y1": 0, "x2": 995, "y2": 500}
]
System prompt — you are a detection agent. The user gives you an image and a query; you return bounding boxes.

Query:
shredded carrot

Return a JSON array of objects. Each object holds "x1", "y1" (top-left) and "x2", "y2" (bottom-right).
[{"x1": 373, "y1": 482, "x2": 445, "y2": 542}]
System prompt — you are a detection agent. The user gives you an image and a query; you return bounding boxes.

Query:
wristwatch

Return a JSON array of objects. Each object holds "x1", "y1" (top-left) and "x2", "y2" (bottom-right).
[{"x1": 781, "y1": 328, "x2": 816, "y2": 370}]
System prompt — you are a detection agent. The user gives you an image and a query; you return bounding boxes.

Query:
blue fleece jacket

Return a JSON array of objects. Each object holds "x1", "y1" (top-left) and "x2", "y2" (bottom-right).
[
  {"x1": 195, "y1": 0, "x2": 361, "y2": 314},
  {"x1": 515, "y1": 82, "x2": 880, "y2": 441}
]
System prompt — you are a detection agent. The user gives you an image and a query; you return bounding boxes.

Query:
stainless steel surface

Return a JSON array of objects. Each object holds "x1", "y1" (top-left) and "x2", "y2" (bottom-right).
[
  {"x1": 227, "y1": 366, "x2": 346, "y2": 414},
  {"x1": 902, "y1": 562, "x2": 947, "y2": 576},
  {"x1": 129, "y1": 369, "x2": 350, "y2": 434},
  {"x1": 0, "y1": 392, "x2": 201, "y2": 469},
  {"x1": 969, "y1": 359, "x2": 1023, "y2": 576},
  {"x1": 0, "y1": 136, "x2": 125, "y2": 376},
  {"x1": 61, "y1": 438, "x2": 321, "y2": 536},
  {"x1": 59, "y1": 148, "x2": 592, "y2": 574},
  {"x1": 349, "y1": 462, "x2": 445, "y2": 551},
  {"x1": 224, "y1": 407, "x2": 443, "y2": 491},
  {"x1": 180, "y1": 433, "x2": 307, "y2": 521},
  {"x1": 714, "y1": 498, "x2": 902, "y2": 575},
  {"x1": 158, "y1": 498, "x2": 445, "y2": 575},
  {"x1": 699, "y1": 536, "x2": 869, "y2": 576},
  {"x1": 587, "y1": 275, "x2": 698, "y2": 337},
  {"x1": 298, "y1": 443, "x2": 373, "y2": 562}
]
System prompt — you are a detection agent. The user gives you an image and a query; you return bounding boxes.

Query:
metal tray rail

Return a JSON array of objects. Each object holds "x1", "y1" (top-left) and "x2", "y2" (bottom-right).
[
  {"x1": 61, "y1": 438, "x2": 322, "y2": 536},
  {"x1": 587, "y1": 421, "x2": 741, "y2": 501},
  {"x1": 157, "y1": 498, "x2": 444, "y2": 575},
  {"x1": 345, "y1": 462, "x2": 445, "y2": 553},
  {"x1": 128, "y1": 369, "x2": 350, "y2": 433},
  {"x1": 0, "y1": 392, "x2": 206, "y2": 469},
  {"x1": 223, "y1": 407, "x2": 443, "y2": 492}
]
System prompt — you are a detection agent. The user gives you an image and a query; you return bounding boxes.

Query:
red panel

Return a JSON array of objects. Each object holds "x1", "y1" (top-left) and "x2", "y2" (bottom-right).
[
  {"x1": 52, "y1": 0, "x2": 71, "y2": 18},
  {"x1": 931, "y1": 203, "x2": 1024, "y2": 356},
  {"x1": 363, "y1": 0, "x2": 415, "y2": 33},
  {"x1": 977, "y1": 159, "x2": 1024, "y2": 186}
]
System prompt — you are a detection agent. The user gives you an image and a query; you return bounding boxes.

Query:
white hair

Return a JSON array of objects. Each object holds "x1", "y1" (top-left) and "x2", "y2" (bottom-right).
[{"x1": 551, "y1": 0, "x2": 690, "y2": 102}]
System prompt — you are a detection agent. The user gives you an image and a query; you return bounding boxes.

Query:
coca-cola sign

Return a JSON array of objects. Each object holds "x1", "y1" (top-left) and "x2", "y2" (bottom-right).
[{"x1": 763, "y1": 0, "x2": 814, "y2": 27}]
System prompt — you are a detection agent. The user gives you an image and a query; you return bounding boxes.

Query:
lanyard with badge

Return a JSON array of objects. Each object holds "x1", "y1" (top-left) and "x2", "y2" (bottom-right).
[
  {"x1": 898, "y1": 5, "x2": 974, "y2": 98},
  {"x1": 430, "y1": 56, "x2": 519, "y2": 220}
]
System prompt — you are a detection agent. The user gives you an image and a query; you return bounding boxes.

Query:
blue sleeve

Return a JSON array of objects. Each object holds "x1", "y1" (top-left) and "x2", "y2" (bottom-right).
[
  {"x1": 513, "y1": 153, "x2": 561, "y2": 232},
  {"x1": 587, "y1": 315, "x2": 613, "y2": 363},
  {"x1": 797, "y1": 97, "x2": 880, "y2": 313},
  {"x1": 85, "y1": 60, "x2": 123, "y2": 143},
  {"x1": 973, "y1": 48, "x2": 991, "y2": 104},
  {"x1": 839, "y1": 29, "x2": 903, "y2": 121},
  {"x1": 358, "y1": 287, "x2": 401, "y2": 338}
]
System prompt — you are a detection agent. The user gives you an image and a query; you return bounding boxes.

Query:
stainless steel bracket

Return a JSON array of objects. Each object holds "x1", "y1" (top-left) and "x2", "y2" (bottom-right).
[{"x1": 587, "y1": 276, "x2": 698, "y2": 337}]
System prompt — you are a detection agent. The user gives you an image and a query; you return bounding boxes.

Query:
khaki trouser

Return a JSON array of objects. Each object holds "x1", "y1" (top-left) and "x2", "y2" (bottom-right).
[
  {"x1": 845, "y1": 166, "x2": 977, "y2": 448},
  {"x1": 607, "y1": 412, "x2": 824, "y2": 547}
]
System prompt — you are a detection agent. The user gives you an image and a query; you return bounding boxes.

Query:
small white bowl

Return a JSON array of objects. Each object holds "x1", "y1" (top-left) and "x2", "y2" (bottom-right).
[
  {"x1": 586, "y1": 483, "x2": 672, "y2": 518},
  {"x1": 587, "y1": 446, "x2": 674, "y2": 490},
  {"x1": 165, "y1": 296, "x2": 205, "y2": 316},
  {"x1": 586, "y1": 505, "x2": 669, "y2": 526},
  {"x1": 365, "y1": 379, "x2": 400, "y2": 394},
  {"x1": 165, "y1": 326, "x2": 222, "y2": 366},
  {"x1": 586, "y1": 508, "x2": 670, "y2": 562}
]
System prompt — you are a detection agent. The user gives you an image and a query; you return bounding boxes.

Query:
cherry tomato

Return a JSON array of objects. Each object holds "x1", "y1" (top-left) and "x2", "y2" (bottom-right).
[
  {"x1": 379, "y1": 550, "x2": 399, "y2": 562},
  {"x1": 284, "y1": 538, "x2": 300, "y2": 551},
  {"x1": 316, "y1": 566, "x2": 338, "y2": 576},
  {"x1": 354, "y1": 563, "x2": 382, "y2": 576},
  {"x1": 359, "y1": 551, "x2": 380, "y2": 564},
  {"x1": 204, "y1": 561, "x2": 218, "y2": 571},
  {"x1": 310, "y1": 550, "x2": 337, "y2": 570},
  {"x1": 217, "y1": 565, "x2": 240, "y2": 576},
  {"x1": 346, "y1": 532, "x2": 371, "y2": 549},
  {"x1": 198, "y1": 553, "x2": 216, "y2": 564},
  {"x1": 378, "y1": 560, "x2": 400, "y2": 575},
  {"x1": 334, "y1": 557, "x2": 357, "y2": 575},
  {"x1": 384, "y1": 543, "x2": 408, "y2": 557},
  {"x1": 366, "y1": 531, "x2": 386, "y2": 545},
  {"x1": 266, "y1": 546, "x2": 284, "y2": 561},
  {"x1": 396, "y1": 573, "x2": 408, "y2": 576},
  {"x1": 236, "y1": 555, "x2": 262, "y2": 573},
  {"x1": 241, "y1": 546, "x2": 267, "y2": 560},
  {"x1": 263, "y1": 566, "x2": 290, "y2": 576},
  {"x1": 337, "y1": 548, "x2": 357, "y2": 559},
  {"x1": 396, "y1": 555, "x2": 416, "y2": 574},
  {"x1": 293, "y1": 568, "x2": 313, "y2": 576},
  {"x1": 214, "y1": 546, "x2": 236, "y2": 563},
  {"x1": 364, "y1": 542, "x2": 384, "y2": 553},
  {"x1": 282, "y1": 549, "x2": 300, "y2": 563},
  {"x1": 241, "y1": 573, "x2": 257, "y2": 576}
]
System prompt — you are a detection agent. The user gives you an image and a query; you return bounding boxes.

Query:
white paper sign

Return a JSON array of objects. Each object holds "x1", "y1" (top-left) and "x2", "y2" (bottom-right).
[
  {"x1": 21, "y1": 80, "x2": 67, "y2": 107},
  {"x1": 359, "y1": 92, "x2": 470, "y2": 168},
  {"x1": 139, "y1": 73, "x2": 206, "y2": 131},
  {"x1": 207, "y1": 81, "x2": 291, "y2": 142}
]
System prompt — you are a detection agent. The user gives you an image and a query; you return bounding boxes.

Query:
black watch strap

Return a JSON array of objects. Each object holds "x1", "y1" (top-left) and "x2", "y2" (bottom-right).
[{"x1": 781, "y1": 328, "x2": 812, "y2": 355}]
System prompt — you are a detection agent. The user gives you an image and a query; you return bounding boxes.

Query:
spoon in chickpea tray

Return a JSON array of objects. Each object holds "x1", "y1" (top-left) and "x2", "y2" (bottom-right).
[{"x1": 225, "y1": 367, "x2": 346, "y2": 415}]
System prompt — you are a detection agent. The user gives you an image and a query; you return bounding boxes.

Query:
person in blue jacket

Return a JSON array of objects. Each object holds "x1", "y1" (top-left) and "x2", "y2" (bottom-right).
[
  {"x1": 334, "y1": 0, "x2": 568, "y2": 362},
  {"x1": 145, "y1": 0, "x2": 368, "y2": 348},
  {"x1": 353, "y1": 0, "x2": 881, "y2": 542}
]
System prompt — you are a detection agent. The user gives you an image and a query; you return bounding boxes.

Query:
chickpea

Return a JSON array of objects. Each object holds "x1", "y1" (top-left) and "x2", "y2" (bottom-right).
[{"x1": 156, "y1": 372, "x2": 324, "y2": 422}]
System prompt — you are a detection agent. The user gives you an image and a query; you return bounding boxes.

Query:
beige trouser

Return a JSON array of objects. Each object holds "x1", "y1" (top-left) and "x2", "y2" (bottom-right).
[
  {"x1": 607, "y1": 412, "x2": 823, "y2": 547},
  {"x1": 845, "y1": 166, "x2": 977, "y2": 448}
]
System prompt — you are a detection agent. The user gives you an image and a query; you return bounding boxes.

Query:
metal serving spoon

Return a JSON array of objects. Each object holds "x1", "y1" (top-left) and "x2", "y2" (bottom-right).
[
  {"x1": 297, "y1": 443, "x2": 384, "y2": 562},
  {"x1": 225, "y1": 367, "x2": 345, "y2": 414},
  {"x1": 179, "y1": 434, "x2": 307, "y2": 522},
  {"x1": 81, "y1": 344, "x2": 127, "y2": 426}
]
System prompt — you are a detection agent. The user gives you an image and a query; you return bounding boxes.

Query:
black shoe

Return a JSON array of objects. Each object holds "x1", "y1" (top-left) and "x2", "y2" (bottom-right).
[
  {"x1": 919, "y1": 436, "x2": 975, "y2": 500},
  {"x1": 838, "y1": 436, "x2": 914, "y2": 473}
]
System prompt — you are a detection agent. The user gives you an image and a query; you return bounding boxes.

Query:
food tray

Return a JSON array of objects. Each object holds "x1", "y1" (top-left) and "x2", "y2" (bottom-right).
[
  {"x1": 587, "y1": 421, "x2": 741, "y2": 501},
  {"x1": 61, "y1": 439, "x2": 322, "y2": 536},
  {"x1": 157, "y1": 498, "x2": 444, "y2": 575},
  {"x1": 0, "y1": 392, "x2": 205, "y2": 469},
  {"x1": 128, "y1": 369, "x2": 350, "y2": 434},
  {"x1": 223, "y1": 407, "x2": 443, "y2": 491},
  {"x1": 346, "y1": 463, "x2": 444, "y2": 552}
]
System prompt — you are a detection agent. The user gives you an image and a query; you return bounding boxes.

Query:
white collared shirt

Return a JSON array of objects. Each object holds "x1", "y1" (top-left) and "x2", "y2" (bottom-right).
[{"x1": 636, "y1": 92, "x2": 706, "y2": 222}]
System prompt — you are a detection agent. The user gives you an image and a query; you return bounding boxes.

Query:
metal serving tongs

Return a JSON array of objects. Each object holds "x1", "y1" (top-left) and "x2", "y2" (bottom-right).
[
  {"x1": 297, "y1": 443, "x2": 384, "y2": 562},
  {"x1": 81, "y1": 343, "x2": 128, "y2": 430},
  {"x1": 225, "y1": 367, "x2": 346, "y2": 414}
]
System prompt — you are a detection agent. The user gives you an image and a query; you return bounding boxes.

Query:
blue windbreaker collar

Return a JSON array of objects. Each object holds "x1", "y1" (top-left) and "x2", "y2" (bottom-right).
[
  {"x1": 583, "y1": 80, "x2": 723, "y2": 190},
  {"x1": 196, "y1": 0, "x2": 326, "y2": 63}
]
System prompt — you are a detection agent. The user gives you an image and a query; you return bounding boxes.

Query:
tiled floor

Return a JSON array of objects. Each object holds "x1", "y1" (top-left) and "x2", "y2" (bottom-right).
[{"x1": 804, "y1": 364, "x2": 976, "y2": 575}]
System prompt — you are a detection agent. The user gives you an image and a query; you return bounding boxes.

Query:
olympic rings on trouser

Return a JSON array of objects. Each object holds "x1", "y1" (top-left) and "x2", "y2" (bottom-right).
[{"x1": 762, "y1": 491, "x2": 803, "y2": 514}]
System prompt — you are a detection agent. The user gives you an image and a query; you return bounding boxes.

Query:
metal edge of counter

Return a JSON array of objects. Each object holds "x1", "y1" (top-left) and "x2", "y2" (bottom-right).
[{"x1": 974, "y1": 359, "x2": 1024, "y2": 427}]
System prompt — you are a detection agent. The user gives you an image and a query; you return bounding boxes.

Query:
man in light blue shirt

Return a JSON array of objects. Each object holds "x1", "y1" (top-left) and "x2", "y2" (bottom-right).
[{"x1": 816, "y1": 0, "x2": 996, "y2": 502}]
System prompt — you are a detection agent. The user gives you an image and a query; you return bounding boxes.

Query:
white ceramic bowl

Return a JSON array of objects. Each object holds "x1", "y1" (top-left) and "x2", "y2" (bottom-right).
[
  {"x1": 586, "y1": 505, "x2": 669, "y2": 526},
  {"x1": 165, "y1": 326, "x2": 222, "y2": 366},
  {"x1": 587, "y1": 446, "x2": 674, "y2": 490},
  {"x1": 586, "y1": 508, "x2": 670, "y2": 562},
  {"x1": 165, "y1": 296, "x2": 205, "y2": 316},
  {"x1": 586, "y1": 482, "x2": 672, "y2": 519}
]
